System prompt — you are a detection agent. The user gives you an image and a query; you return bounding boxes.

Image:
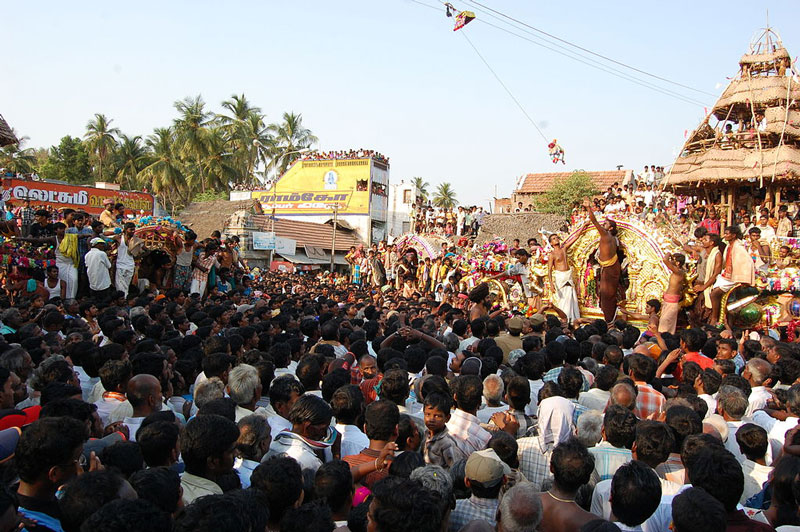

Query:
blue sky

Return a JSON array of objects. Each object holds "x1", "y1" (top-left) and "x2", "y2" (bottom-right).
[{"x1": 2, "y1": 1, "x2": 798, "y2": 206}]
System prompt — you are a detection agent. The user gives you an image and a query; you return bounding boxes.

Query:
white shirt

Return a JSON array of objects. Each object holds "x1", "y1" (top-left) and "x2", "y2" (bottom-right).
[
  {"x1": 752, "y1": 411, "x2": 799, "y2": 461},
  {"x1": 592, "y1": 476, "x2": 683, "y2": 531},
  {"x1": 741, "y1": 459, "x2": 771, "y2": 504},
  {"x1": 95, "y1": 393, "x2": 126, "y2": 427},
  {"x1": 746, "y1": 386, "x2": 772, "y2": 418},
  {"x1": 235, "y1": 404, "x2": 268, "y2": 423},
  {"x1": 477, "y1": 404, "x2": 508, "y2": 423},
  {"x1": 335, "y1": 423, "x2": 370, "y2": 458},
  {"x1": 724, "y1": 420, "x2": 746, "y2": 462},
  {"x1": 264, "y1": 404, "x2": 293, "y2": 435},
  {"x1": 123, "y1": 416, "x2": 145, "y2": 442},
  {"x1": 85, "y1": 248, "x2": 112, "y2": 290},
  {"x1": 73, "y1": 366, "x2": 98, "y2": 403},
  {"x1": 698, "y1": 394, "x2": 717, "y2": 419},
  {"x1": 116, "y1": 235, "x2": 135, "y2": 270},
  {"x1": 526, "y1": 379, "x2": 545, "y2": 416},
  {"x1": 459, "y1": 336, "x2": 479, "y2": 355},
  {"x1": 578, "y1": 389, "x2": 610, "y2": 412},
  {"x1": 234, "y1": 458, "x2": 260, "y2": 489}
]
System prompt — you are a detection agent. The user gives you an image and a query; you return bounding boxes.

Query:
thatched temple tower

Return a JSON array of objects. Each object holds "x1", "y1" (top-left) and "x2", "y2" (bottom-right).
[{"x1": 664, "y1": 28, "x2": 800, "y2": 221}]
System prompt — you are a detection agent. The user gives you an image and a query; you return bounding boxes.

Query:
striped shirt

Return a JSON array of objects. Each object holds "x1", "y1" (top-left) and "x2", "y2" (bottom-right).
[
  {"x1": 446, "y1": 409, "x2": 491, "y2": 455},
  {"x1": 517, "y1": 436, "x2": 553, "y2": 490},
  {"x1": 589, "y1": 440, "x2": 632, "y2": 482}
]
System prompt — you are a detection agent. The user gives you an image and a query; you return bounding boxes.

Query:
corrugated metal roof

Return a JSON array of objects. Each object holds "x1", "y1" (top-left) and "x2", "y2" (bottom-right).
[
  {"x1": 277, "y1": 252, "x2": 349, "y2": 265},
  {"x1": 248, "y1": 216, "x2": 363, "y2": 252},
  {"x1": 516, "y1": 170, "x2": 631, "y2": 194}
]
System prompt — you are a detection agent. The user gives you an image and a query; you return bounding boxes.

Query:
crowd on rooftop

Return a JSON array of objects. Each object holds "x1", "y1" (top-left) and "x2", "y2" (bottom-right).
[{"x1": 300, "y1": 149, "x2": 390, "y2": 164}]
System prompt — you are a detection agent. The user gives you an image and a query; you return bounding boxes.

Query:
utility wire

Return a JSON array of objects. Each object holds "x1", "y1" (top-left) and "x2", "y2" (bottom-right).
[
  {"x1": 405, "y1": 0, "x2": 710, "y2": 107},
  {"x1": 474, "y1": 15, "x2": 710, "y2": 107},
  {"x1": 464, "y1": 0, "x2": 717, "y2": 97},
  {"x1": 460, "y1": 30, "x2": 549, "y2": 141}
]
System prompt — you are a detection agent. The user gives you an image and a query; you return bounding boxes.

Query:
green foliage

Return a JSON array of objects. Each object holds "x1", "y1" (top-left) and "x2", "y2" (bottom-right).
[
  {"x1": 192, "y1": 190, "x2": 229, "y2": 202},
  {"x1": 535, "y1": 170, "x2": 599, "y2": 217},
  {"x1": 17, "y1": 94, "x2": 322, "y2": 213},
  {"x1": 433, "y1": 182, "x2": 457, "y2": 209},
  {"x1": 411, "y1": 177, "x2": 429, "y2": 201},
  {"x1": 39, "y1": 136, "x2": 91, "y2": 184}
]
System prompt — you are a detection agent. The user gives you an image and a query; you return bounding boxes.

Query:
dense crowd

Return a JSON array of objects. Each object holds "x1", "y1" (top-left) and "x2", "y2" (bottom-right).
[
  {"x1": 408, "y1": 205, "x2": 487, "y2": 237},
  {"x1": 0, "y1": 177, "x2": 798, "y2": 532},
  {"x1": 300, "y1": 150, "x2": 390, "y2": 165},
  {"x1": 0, "y1": 248, "x2": 796, "y2": 532}
]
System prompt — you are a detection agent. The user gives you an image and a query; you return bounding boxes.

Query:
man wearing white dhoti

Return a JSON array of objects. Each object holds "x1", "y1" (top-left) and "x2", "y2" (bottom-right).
[{"x1": 547, "y1": 234, "x2": 580, "y2": 322}]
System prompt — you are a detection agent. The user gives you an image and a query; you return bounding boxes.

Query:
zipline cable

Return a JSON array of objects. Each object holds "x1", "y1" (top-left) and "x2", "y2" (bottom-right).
[{"x1": 463, "y1": 0, "x2": 717, "y2": 97}]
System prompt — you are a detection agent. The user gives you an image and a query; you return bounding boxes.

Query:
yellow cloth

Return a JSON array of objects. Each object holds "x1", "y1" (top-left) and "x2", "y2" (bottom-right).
[
  {"x1": 99, "y1": 210, "x2": 116, "y2": 228},
  {"x1": 597, "y1": 254, "x2": 618, "y2": 268},
  {"x1": 58, "y1": 233, "x2": 79, "y2": 267}
]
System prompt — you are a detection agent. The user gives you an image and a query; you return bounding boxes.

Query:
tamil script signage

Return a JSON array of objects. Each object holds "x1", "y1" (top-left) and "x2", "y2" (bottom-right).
[
  {"x1": 1, "y1": 178, "x2": 155, "y2": 215},
  {"x1": 256, "y1": 191, "x2": 350, "y2": 212}
]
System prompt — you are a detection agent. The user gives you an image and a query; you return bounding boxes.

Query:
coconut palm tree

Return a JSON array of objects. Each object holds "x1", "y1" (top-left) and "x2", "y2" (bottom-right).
[
  {"x1": 139, "y1": 127, "x2": 190, "y2": 207},
  {"x1": 84, "y1": 114, "x2": 120, "y2": 181},
  {"x1": 201, "y1": 128, "x2": 240, "y2": 191},
  {"x1": 0, "y1": 134, "x2": 36, "y2": 174},
  {"x1": 433, "y1": 182, "x2": 457, "y2": 209},
  {"x1": 267, "y1": 112, "x2": 318, "y2": 177},
  {"x1": 173, "y1": 95, "x2": 212, "y2": 191},
  {"x1": 114, "y1": 134, "x2": 149, "y2": 191},
  {"x1": 411, "y1": 177, "x2": 429, "y2": 202},
  {"x1": 217, "y1": 96, "x2": 271, "y2": 186}
]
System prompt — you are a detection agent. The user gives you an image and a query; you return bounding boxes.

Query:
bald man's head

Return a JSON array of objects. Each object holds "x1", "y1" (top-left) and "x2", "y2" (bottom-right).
[
  {"x1": 609, "y1": 382, "x2": 637, "y2": 411},
  {"x1": 127, "y1": 374, "x2": 162, "y2": 415}
]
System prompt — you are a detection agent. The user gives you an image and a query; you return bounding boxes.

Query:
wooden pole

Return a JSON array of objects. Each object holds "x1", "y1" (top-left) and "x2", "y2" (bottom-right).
[
  {"x1": 775, "y1": 186, "x2": 782, "y2": 208},
  {"x1": 728, "y1": 185, "x2": 736, "y2": 226}
]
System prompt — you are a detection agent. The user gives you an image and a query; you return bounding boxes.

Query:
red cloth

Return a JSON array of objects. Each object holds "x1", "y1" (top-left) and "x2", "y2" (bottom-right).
[
  {"x1": 343, "y1": 447, "x2": 392, "y2": 488},
  {"x1": 0, "y1": 406, "x2": 38, "y2": 430},
  {"x1": 674, "y1": 352, "x2": 715, "y2": 382}
]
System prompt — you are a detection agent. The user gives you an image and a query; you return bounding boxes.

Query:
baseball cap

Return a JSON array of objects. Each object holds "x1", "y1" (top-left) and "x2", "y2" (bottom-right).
[
  {"x1": 90, "y1": 237, "x2": 106, "y2": 246},
  {"x1": 237, "y1": 304, "x2": 255, "y2": 314},
  {"x1": 508, "y1": 316, "x2": 523, "y2": 333},
  {"x1": 465, "y1": 448, "x2": 511, "y2": 486},
  {"x1": 529, "y1": 313, "x2": 546, "y2": 326},
  {"x1": 0, "y1": 427, "x2": 21, "y2": 463}
]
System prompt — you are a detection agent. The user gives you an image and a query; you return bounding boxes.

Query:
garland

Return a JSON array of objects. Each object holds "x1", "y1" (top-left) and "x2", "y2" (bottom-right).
[
  {"x1": 786, "y1": 320, "x2": 800, "y2": 342},
  {"x1": 0, "y1": 240, "x2": 56, "y2": 269},
  {"x1": 136, "y1": 216, "x2": 189, "y2": 232}
]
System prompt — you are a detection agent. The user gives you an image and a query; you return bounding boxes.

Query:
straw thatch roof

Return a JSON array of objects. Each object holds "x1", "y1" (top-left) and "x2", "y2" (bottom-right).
[
  {"x1": 0, "y1": 115, "x2": 16, "y2": 148},
  {"x1": 666, "y1": 29, "x2": 800, "y2": 189},
  {"x1": 764, "y1": 107, "x2": 800, "y2": 137},
  {"x1": 475, "y1": 212, "x2": 567, "y2": 245},
  {"x1": 668, "y1": 145, "x2": 800, "y2": 185},
  {"x1": 713, "y1": 76, "x2": 800, "y2": 117},
  {"x1": 739, "y1": 47, "x2": 790, "y2": 65},
  {"x1": 178, "y1": 198, "x2": 262, "y2": 239}
]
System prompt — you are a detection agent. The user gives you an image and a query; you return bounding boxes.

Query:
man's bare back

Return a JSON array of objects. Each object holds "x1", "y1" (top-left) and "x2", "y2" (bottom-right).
[
  {"x1": 664, "y1": 254, "x2": 686, "y2": 297},
  {"x1": 539, "y1": 496, "x2": 596, "y2": 532}
]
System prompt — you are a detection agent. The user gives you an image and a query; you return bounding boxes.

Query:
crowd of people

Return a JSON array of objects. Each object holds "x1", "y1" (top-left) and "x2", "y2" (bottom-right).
[
  {"x1": 0, "y1": 169, "x2": 40, "y2": 181},
  {"x1": 300, "y1": 149, "x2": 390, "y2": 165},
  {"x1": 408, "y1": 204, "x2": 487, "y2": 237},
  {"x1": 0, "y1": 234, "x2": 795, "y2": 531},
  {"x1": 0, "y1": 175, "x2": 799, "y2": 531}
]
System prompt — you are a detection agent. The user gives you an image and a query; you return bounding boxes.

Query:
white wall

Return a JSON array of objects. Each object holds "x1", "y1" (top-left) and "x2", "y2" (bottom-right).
[{"x1": 387, "y1": 180, "x2": 418, "y2": 237}]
